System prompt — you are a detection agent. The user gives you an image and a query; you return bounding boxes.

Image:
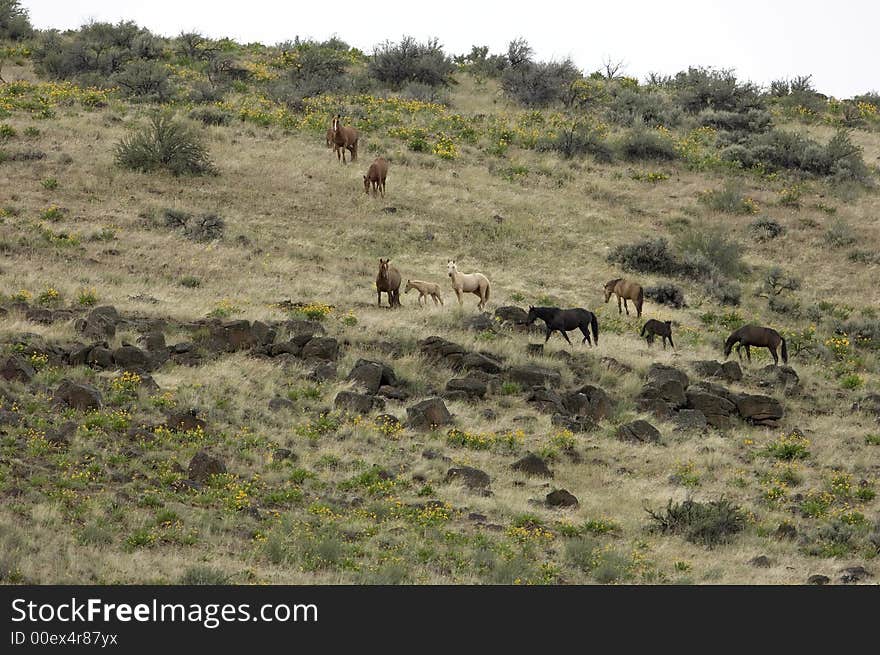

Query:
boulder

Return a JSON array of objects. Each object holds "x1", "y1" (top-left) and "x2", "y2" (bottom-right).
[
  {"x1": 188, "y1": 451, "x2": 226, "y2": 483},
  {"x1": 272, "y1": 448, "x2": 297, "y2": 463},
  {"x1": 445, "y1": 376, "x2": 487, "y2": 399},
  {"x1": 355, "y1": 359, "x2": 397, "y2": 386},
  {"x1": 674, "y1": 409, "x2": 708, "y2": 432},
  {"x1": 616, "y1": 420, "x2": 661, "y2": 444},
  {"x1": 459, "y1": 352, "x2": 503, "y2": 374},
  {"x1": 735, "y1": 394, "x2": 784, "y2": 426},
  {"x1": 563, "y1": 384, "x2": 613, "y2": 421},
  {"x1": 646, "y1": 363, "x2": 689, "y2": 389},
  {"x1": 807, "y1": 574, "x2": 830, "y2": 585},
  {"x1": 347, "y1": 361, "x2": 384, "y2": 394},
  {"x1": 112, "y1": 345, "x2": 152, "y2": 371},
  {"x1": 690, "y1": 360, "x2": 742, "y2": 382},
  {"x1": 137, "y1": 331, "x2": 166, "y2": 352},
  {"x1": 511, "y1": 453, "x2": 553, "y2": 478},
  {"x1": 685, "y1": 389, "x2": 736, "y2": 429},
  {"x1": 528, "y1": 388, "x2": 564, "y2": 414},
  {"x1": 1, "y1": 355, "x2": 35, "y2": 383},
  {"x1": 494, "y1": 306, "x2": 529, "y2": 324},
  {"x1": 25, "y1": 307, "x2": 54, "y2": 324},
  {"x1": 334, "y1": 391, "x2": 383, "y2": 414},
  {"x1": 309, "y1": 362, "x2": 337, "y2": 382},
  {"x1": 77, "y1": 306, "x2": 118, "y2": 341},
  {"x1": 446, "y1": 466, "x2": 490, "y2": 489},
  {"x1": 758, "y1": 365, "x2": 800, "y2": 392},
  {"x1": 301, "y1": 337, "x2": 339, "y2": 361},
  {"x1": 165, "y1": 410, "x2": 207, "y2": 433},
  {"x1": 407, "y1": 398, "x2": 453, "y2": 429},
  {"x1": 377, "y1": 385, "x2": 409, "y2": 400},
  {"x1": 551, "y1": 413, "x2": 597, "y2": 433},
  {"x1": 86, "y1": 346, "x2": 114, "y2": 369},
  {"x1": 839, "y1": 566, "x2": 871, "y2": 584},
  {"x1": 546, "y1": 489, "x2": 579, "y2": 508},
  {"x1": 268, "y1": 397, "x2": 295, "y2": 412},
  {"x1": 54, "y1": 380, "x2": 102, "y2": 411},
  {"x1": 508, "y1": 364, "x2": 561, "y2": 388},
  {"x1": 464, "y1": 313, "x2": 495, "y2": 332}
]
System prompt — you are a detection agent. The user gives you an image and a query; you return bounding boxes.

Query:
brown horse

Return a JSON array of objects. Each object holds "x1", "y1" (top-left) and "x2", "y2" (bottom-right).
[
  {"x1": 376, "y1": 258, "x2": 401, "y2": 308},
  {"x1": 331, "y1": 115, "x2": 359, "y2": 163},
  {"x1": 641, "y1": 319, "x2": 674, "y2": 349},
  {"x1": 364, "y1": 157, "x2": 388, "y2": 197},
  {"x1": 724, "y1": 324, "x2": 788, "y2": 365},
  {"x1": 604, "y1": 278, "x2": 644, "y2": 317},
  {"x1": 325, "y1": 127, "x2": 336, "y2": 150}
]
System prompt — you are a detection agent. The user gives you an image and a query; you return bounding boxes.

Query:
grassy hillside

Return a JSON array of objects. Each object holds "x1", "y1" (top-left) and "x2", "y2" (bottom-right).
[{"x1": 1, "y1": 31, "x2": 880, "y2": 585}]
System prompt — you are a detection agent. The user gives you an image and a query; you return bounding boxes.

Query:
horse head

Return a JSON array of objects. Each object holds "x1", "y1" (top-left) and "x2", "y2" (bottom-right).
[
  {"x1": 603, "y1": 278, "x2": 620, "y2": 303},
  {"x1": 526, "y1": 305, "x2": 537, "y2": 324},
  {"x1": 363, "y1": 175, "x2": 370, "y2": 194},
  {"x1": 447, "y1": 260, "x2": 457, "y2": 278},
  {"x1": 332, "y1": 115, "x2": 341, "y2": 134},
  {"x1": 404, "y1": 280, "x2": 413, "y2": 293},
  {"x1": 378, "y1": 258, "x2": 390, "y2": 281}
]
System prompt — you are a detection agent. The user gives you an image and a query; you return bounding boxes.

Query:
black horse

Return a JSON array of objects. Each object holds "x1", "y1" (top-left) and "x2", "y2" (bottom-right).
[{"x1": 526, "y1": 306, "x2": 599, "y2": 346}]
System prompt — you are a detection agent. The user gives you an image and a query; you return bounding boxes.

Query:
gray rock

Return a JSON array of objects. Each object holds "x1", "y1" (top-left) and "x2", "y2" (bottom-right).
[
  {"x1": 268, "y1": 397, "x2": 295, "y2": 411},
  {"x1": 377, "y1": 385, "x2": 409, "y2": 400},
  {"x1": 495, "y1": 306, "x2": 529, "y2": 324},
  {"x1": 546, "y1": 489, "x2": 579, "y2": 508},
  {"x1": 310, "y1": 362, "x2": 337, "y2": 382},
  {"x1": 617, "y1": 420, "x2": 661, "y2": 444},
  {"x1": 78, "y1": 306, "x2": 118, "y2": 341},
  {"x1": 736, "y1": 394, "x2": 784, "y2": 426},
  {"x1": 563, "y1": 385, "x2": 612, "y2": 421},
  {"x1": 511, "y1": 453, "x2": 553, "y2": 478},
  {"x1": 551, "y1": 413, "x2": 598, "y2": 433},
  {"x1": 347, "y1": 362, "x2": 384, "y2": 394},
  {"x1": 674, "y1": 409, "x2": 708, "y2": 432},
  {"x1": 112, "y1": 345, "x2": 152, "y2": 371},
  {"x1": 334, "y1": 391, "x2": 383, "y2": 414},
  {"x1": 407, "y1": 398, "x2": 453, "y2": 429},
  {"x1": 646, "y1": 363, "x2": 689, "y2": 389},
  {"x1": 446, "y1": 466, "x2": 490, "y2": 489},
  {"x1": 188, "y1": 451, "x2": 226, "y2": 483},
  {"x1": 528, "y1": 388, "x2": 564, "y2": 413},
  {"x1": 165, "y1": 410, "x2": 207, "y2": 433},
  {"x1": 508, "y1": 364, "x2": 561, "y2": 388},
  {"x1": 839, "y1": 566, "x2": 871, "y2": 584},
  {"x1": 1, "y1": 355, "x2": 35, "y2": 383},
  {"x1": 445, "y1": 376, "x2": 487, "y2": 399},
  {"x1": 807, "y1": 574, "x2": 830, "y2": 585},
  {"x1": 459, "y1": 352, "x2": 503, "y2": 374},
  {"x1": 53, "y1": 380, "x2": 102, "y2": 411},
  {"x1": 301, "y1": 337, "x2": 339, "y2": 361}
]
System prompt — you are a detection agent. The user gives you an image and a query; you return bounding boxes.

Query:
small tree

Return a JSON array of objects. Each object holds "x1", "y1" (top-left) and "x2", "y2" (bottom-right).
[
  {"x1": 0, "y1": 0, "x2": 34, "y2": 40},
  {"x1": 368, "y1": 36, "x2": 456, "y2": 89}
]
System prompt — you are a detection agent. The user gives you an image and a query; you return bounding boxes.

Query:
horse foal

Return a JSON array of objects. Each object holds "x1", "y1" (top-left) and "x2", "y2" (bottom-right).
[
  {"x1": 364, "y1": 157, "x2": 388, "y2": 197},
  {"x1": 641, "y1": 319, "x2": 674, "y2": 349},
  {"x1": 404, "y1": 279, "x2": 443, "y2": 306}
]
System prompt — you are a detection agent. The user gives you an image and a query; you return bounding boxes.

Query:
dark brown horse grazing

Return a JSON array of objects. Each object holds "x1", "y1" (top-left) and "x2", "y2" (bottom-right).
[
  {"x1": 604, "y1": 278, "x2": 644, "y2": 317},
  {"x1": 376, "y1": 258, "x2": 401, "y2": 308},
  {"x1": 724, "y1": 324, "x2": 788, "y2": 365},
  {"x1": 641, "y1": 319, "x2": 674, "y2": 349},
  {"x1": 364, "y1": 157, "x2": 388, "y2": 197},
  {"x1": 331, "y1": 115, "x2": 359, "y2": 163}
]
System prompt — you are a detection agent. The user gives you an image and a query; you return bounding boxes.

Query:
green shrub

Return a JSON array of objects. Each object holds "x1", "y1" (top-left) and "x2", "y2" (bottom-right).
[
  {"x1": 606, "y1": 88, "x2": 681, "y2": 128},
  {"x1": 617, "y1": 128, "x2": 677, "y2": 161},
  {"x1": 825, "y1": 219, "x2": 857, "y2": 248},
  {"x1": 672, "y1": 67, "x2": 765, "y2": 114},
  {"x1": 112, "y1": 59, "x2": 174, "y2": 102},
  {"x1": 698, "y1": 108, "x2": 771, "y2": 133},
  {"x1": 501, "y1": 53, "x2": 580, "y2": 107},
  {"x1": 0, "y1": 0, "x2": 33, "y2": 40},
  {"x1": 178, "y1": 565, "x2": 229, "y2": 585},
  {"x1": 607, "y1": 237, "x2": 678, "y2": 275},
  {"x1": 538, "y1": 122, "x2": 613, "y2": 161},
  {"x1": 647, "y1": 497, "x2": 746, "y2": 548},
  {"x1": 644, "y1": 283, "x2": 686, "y2": 308},
  {"x1": 703, "y1": 278, "x2": 741, "y2": 306},
  {"x1": 675, "y1": 228, "x2": 745, "y2": 279},
  {"x1": 749, "y1": 216, "x2": 784, "y2": 241},
  {"x1": 699, "y1": 184, "x2": 758, "y2": 214},
  {"x1": 188, "y1": 106, "x2": 232, "y2": 126},
  {"x1": 368, "y1": 36, "x2": 455, "y2": 89},
  {"x1": 115, "y1": 113, "x2": 216, "y2": 176}
]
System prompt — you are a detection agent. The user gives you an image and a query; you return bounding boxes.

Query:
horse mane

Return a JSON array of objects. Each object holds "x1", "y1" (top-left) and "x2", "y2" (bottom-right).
[{"x1": 605, "y1": 278, "x2": 622, "y2": 288}]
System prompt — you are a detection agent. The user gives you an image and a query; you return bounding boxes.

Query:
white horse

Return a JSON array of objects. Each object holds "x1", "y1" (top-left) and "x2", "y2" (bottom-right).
[{"x1": 447, "y1": 260, "x2": 490, "y2": 310}]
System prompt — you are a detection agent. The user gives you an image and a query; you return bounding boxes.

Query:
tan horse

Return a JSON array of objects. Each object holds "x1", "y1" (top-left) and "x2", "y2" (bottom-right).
[
  {"x1": 376, "y1": 258, "x2": 401, "y2": 308},
  {"x1": 604, "y1": 278, "x2": 644, "y2": 317},
  {"x1": 364, "y1": 157, "x2": 388, "y2": 197},
  {"x1": 447, "y1": 260, "x2": 490, "y2": 310},
  {"x1": 405, "y1": 279, "x2": 443, "y2": 306},
  {"x1": 331, "y1": 114, "x2": 359, "y2": 163}
]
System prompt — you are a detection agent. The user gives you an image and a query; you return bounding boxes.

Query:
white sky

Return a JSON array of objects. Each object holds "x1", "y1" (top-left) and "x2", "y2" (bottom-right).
[{"x1": 22, "y1": 0, "x2": 880, "y2": 98}]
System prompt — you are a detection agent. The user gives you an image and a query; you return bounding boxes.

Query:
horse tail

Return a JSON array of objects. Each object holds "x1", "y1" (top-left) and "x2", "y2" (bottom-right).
[
  {"x1": 484, "y1": 280, "x2": 490, "y2": 302},
  {"x1": 591, "y1": 312, "x2": 599, "y2": 345},
  {"x1": 780, "y1": 337, "x2": 788, "y2": 364}
]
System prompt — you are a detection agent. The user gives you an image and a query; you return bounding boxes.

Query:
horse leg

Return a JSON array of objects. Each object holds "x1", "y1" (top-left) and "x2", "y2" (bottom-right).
[
  {"x1": 580, "y1": 326, "x2": 591, "y2": 346},
  {"x1": 623, "y1": 298, "x2": 629, "y2": 316},
  {"x1": 544, "y1": 327, "x2": 553, "y2": 343},
  {"x1": 617, "y1": 296, "x2": 622, "y2": 315},
  {"x1": 745, "y1": 345, "x2": 751, "y2": 363},
  {"x1": 561, "y1": 330, "x2": 573, "y2": 347},
  {"x1": 455, "y1": 288, "x2": 463, "y2": 306},
  {"x1": 668, "y1": 334, "x2": 675, "y2": 350},
  {"x1": 377, "y1": 290, "x2": 382, "y2": 307},
  {"x1": 735, "y1": 343, "x2": 743, "y2": 362},
  {"x1": 661, "y1": 337, "x2": 666, "y2": 350},
  {"x1": 769, "y1": 346, "x2": 778, "y2": 366}
]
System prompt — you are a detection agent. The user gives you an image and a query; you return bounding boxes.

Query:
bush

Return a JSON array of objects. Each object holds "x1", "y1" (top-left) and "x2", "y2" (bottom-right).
[
  {"x1": 368, "y1": 37, "x2": 455, "y2": 89},
  {"x1": 189, "y1": 106, "x2": 232, "y2": 126},
  {"x1": 675, "y1": 228, "x2": 745, "y2": 279},
  {"x1": 698, "y1": 108, "x2": 771, "y2": 134},
  {"x1": 704, "y1": 278, "x2": 741, "y2": 306},
  {"x1": 115, "y1": 113, "x2": 216, "y2": 176},
  {"x1": 647, "y1": 497, "x2": 746, "y2": 548},
  {"x1": 607, "y1": 237, "x2": 678, "y2": 275},
  {"x1": 112, "y1": 58, "x2": 174, "y2": 102},
  {"x1": 606, "y1": 88, "x2": 681, "y2": 128},
  {"x1": 644, "y1": 283, "x2": 686, "y2": 308},
  {"x1": 457, "y1": 44, "x2": 508, "y2": 79},
  {"x1": 762, "y1": 266, "x2": 801, "y2": 295},
  {"x1": 501, "y1": 59, "x2": 581, "y2": 107},
  {"x1": 33, "y1": 21, "x2": 165, "y2": 82},
  {"x1": 0, "y1": 0, "x2": 33, "y2": 40},
  {"x1": 749, "y1": 216, "x2": 784, "y2": 241},
  {"x1": 672, "y1": 67, "x2": 765, "y2": 114},
  {"x1": 269, "y1": 40, "x2": 355, "y2": 104},
  {"x1": 720, "y1": 128, "x2": 869, "y2": 181},
  {"x1": 825, "y1": 219, "x2": 857, "y2": 248},
  {"x1": 617, "y1": 129, "x2": 677, "y2": 161},
  {"x1": 699, "y1": 184, "x2": 758, "y2": 214},
  {"x1": 538, "y1": 122, "x2": 613, "y2": 161}
]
